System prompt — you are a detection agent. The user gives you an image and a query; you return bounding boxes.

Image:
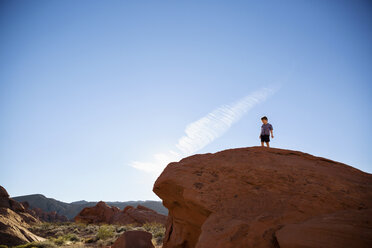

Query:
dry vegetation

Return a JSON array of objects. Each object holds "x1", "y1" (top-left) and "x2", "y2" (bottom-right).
[{"x1": 4, "y1": 222, "x2": 165, "y2": 248}]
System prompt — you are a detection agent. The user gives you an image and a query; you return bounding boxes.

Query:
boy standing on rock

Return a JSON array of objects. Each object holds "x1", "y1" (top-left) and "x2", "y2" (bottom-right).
[{"x1": 260, "y1": 116, "x2": 274, "y2": 147}]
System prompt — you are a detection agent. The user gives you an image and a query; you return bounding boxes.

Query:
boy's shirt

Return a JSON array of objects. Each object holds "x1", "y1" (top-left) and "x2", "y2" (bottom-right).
[{"x1": 261, "y1": 123, "x2": 273, "y2": 136}]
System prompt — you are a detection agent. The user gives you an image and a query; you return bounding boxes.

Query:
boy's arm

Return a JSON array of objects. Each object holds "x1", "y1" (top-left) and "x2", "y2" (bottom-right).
[
  {"x1": 259, "y1": 126, "x2": 262, "y2": 139},
  {"x1": 270, "y1": 129, "x2": 274, "y2": 138}
]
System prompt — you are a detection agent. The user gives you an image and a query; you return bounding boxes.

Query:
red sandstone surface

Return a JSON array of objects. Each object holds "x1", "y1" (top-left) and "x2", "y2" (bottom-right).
[{"x1": 153, "y1": 147, "x2": 372, "y2": 248}]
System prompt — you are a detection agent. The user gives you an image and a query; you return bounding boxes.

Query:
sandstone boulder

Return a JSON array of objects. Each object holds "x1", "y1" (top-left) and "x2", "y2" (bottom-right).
[
  {"x1": 0, "y1": 208, "x2": 44, "y2": 246},
  {"x1": 153, "y1": 147, "x2": 372, "y2": 248},
  {"x1": 112, "y1": 204, "x2": 167, "y2": 225},
  {"x1": 0, "y1": 186, "x2": 43, "y2": 246},
  {"x1": 0, "y1": 186, "x2": 10, "y2": 209},
  {"x1": 112, "y1": 230, "x2": 154, "y2": 248},
  {"x1": 0, "y1": 186, "x2": 9, "y2": 198},
  {"x1": 74, "y1": 201, "x2": 119, "y2": 224},
  {"x1": 0, "y1": 186, "x2": 26, "y2": 213}
]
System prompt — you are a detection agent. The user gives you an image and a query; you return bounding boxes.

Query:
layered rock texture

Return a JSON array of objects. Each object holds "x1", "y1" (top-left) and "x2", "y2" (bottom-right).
[
  {"x1": 153, "y1": 147, "x2": 372, "y2": 248},
  {"x1": 0, "y1": 186, "x2": 44, "y2": 246},
  {"x1": 74, "y1": 201, "x2": 167, "y2": 225}
]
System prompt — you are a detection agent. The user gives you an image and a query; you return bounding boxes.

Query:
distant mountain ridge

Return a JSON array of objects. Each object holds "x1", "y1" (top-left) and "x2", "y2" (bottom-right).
[{"x1": 12, "y1": 194, "x2": 167, "y2": 220}]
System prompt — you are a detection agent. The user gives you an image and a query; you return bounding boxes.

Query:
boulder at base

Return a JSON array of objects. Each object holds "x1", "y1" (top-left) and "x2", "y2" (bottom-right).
[
  {"x1": 112, "y1": 230, "x2": 154, "y2": 248},
  {"x1": 153, "y1": 147, "x2": 372, "y2": 248}
]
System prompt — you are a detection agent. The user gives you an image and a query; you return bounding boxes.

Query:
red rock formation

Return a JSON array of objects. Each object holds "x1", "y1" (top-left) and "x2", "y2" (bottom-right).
[
  {"x1": 0, "y1": 186, "x2": 24, "y2": 212},
  {"x1": 74, "y1": 201, "x2": 119, "y2": 224},
  {"x1": 112, "y1": 204, "x2": 167, "y2": 225},
  {"x1": 74, "y1": 201, "x2": 166, "y2": 225},
  {"x1": 0, "y1": 186, "x2": 8, "y2": 197},
  {"x1": 153, "y1": 147, "x2": 372, "y2": 248},
  {"x1": 32, "y1": 207, "x2": 68, "y2": 222},
  {"x1": 20, "y1": 202, "x2": 68, "y2": 223},
  {"x1": 0, "y1": 186, "x2": 44, "y2": 246},
  {"x1": 112, "y1": 230, "x2": 154, "y2": 248}
]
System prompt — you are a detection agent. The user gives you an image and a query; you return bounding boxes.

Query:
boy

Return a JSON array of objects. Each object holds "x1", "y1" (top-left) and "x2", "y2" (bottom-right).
[{"x1": 259, "y1": 116, "x2": 274, "y2": 147}]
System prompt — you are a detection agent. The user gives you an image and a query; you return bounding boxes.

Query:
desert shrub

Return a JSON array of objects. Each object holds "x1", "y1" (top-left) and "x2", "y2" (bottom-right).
[
  {"x1": 59, "y1": 222, "x2": 73, "y2": 227},
  {"x1": 96, "y1": 239, "x2": 107, "y2": 247},
  {"x1": 154, "y1": 229, "x2": 164, "y2": 239},
  {"x1": 115, "y1": 225, "x2": 128, "y2": 233},
  {"x1": 90, "y1": 224, "x2": 99, "y2": 229},
  {"x1": 64, "y1": 233, "x2": 80, "y2": 242},
  {"x1": 54, "y1": 230, "x2": 64, "y2": 237},
  {"x1": 49, "y1": 232, "x2": 81, "y2": 245},
  {"x1": 66, "y1": 226, "x2": 75, "y2": 233},
  {"x1": 142, "y1": 222, "x2": 165, "y2": 233},
  {"x1": 153, "y1": 226, "x2": 165, "y2": 245},
  {"x1": 142, "y1": 222, "x2": 165, "y2": 245},
  {"x1": 154, "y1": 230, "x2": 164, "y2": 245},
  {"x1": 13, "y1": 241, "x2": 57, "y2": 248},
  {"x1": 84, "y1": 236, "x2": 98, "y2": 243},
  {"x1": 85, "y1": 225, "x2": 97, "y2": 234},
  {"x1": 76, "y1": 222, "x2": 87, "y2": 229},
  {"x1": 134, "y1": 226, "x2": 146, "y2": 231},
  {"x1": 52, "y1": 236, "x2": 65, "y2": 245},
  {"x1": 96, "y1": 225, "x2": 115, "y2": 240},
  {"x1": 38, "y1": 222, "x2": 52, "y2": 231},
  {"x1": 142, "y1": 222, "x2": 153, "y2": 231}
]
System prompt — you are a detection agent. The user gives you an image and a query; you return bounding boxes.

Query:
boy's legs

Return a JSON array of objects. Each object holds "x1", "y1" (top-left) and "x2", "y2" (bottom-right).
[{"x1": 261, "y1": 135, "x2": 270, "y2": 147}]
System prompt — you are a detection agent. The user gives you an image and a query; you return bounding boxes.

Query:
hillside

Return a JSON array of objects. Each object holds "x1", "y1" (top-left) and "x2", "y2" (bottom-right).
[
  {"x1": 154, "y1": 146, "x2": 372, "y2": 248},
  {"x1": 0, "y1": 186, "x2": 44, "y2": 246},
  {"x1": 12, "y1": 194, "x2": 167, "y2": 220}
]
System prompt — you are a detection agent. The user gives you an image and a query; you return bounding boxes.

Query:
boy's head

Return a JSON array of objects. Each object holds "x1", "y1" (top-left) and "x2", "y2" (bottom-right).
[{"x1": 261, "y1": 116, "x2": 268, "y2": 124}]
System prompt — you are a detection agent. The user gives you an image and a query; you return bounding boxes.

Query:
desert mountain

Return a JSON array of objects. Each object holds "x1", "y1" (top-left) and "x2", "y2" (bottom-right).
[
  {"x1": 153, "y1": 147, "x2": 372, "y2": 248},
  {"x1": 12, "y1": 194, "x2": 167, "y2": 220}
]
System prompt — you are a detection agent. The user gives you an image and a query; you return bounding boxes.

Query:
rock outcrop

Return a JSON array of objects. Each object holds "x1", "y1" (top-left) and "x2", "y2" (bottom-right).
[
  {"x1": 153, "y1": 147, "x2": 372, "y2": 248},
  {"x1": 74, "y1": 201, "x2": 166, "y2": 225},
  {"x1": 0, "y1": 186, "x2": 25, "y2": 212},
  {"x1": 112, "y1": 230, "x2": 155, "y2": 248},
  {"x1": 21, "y1": 201, "x2": 68, "y2": 223},
  {"x1": 75, "y1": 201, "x2": 120, "y2": 224},
  {"x1": 0, "y1": 186, "x2": 44, "y2": 246}
]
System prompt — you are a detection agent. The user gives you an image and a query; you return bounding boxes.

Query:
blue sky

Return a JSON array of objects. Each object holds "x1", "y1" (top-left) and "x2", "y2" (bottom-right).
[{"x1": 0, "y1": 0, "x2": 371, "y2": 202}]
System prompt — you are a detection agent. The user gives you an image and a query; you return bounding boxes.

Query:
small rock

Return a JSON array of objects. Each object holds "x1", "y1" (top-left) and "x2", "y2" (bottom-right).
[{"x1": 112, "y1": 230, "x2": 154, "y2": 248}]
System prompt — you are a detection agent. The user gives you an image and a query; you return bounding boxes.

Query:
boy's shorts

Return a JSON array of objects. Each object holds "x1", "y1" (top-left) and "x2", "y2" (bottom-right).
[{"x1": 260, "y1": 135, "x2": 270, "y2": 143}]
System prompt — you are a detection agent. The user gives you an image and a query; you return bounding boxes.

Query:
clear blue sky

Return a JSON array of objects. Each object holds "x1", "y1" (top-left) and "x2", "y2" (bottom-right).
[{"x1": 1, "y1": 0, "x2": 371, "y2": 202}]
